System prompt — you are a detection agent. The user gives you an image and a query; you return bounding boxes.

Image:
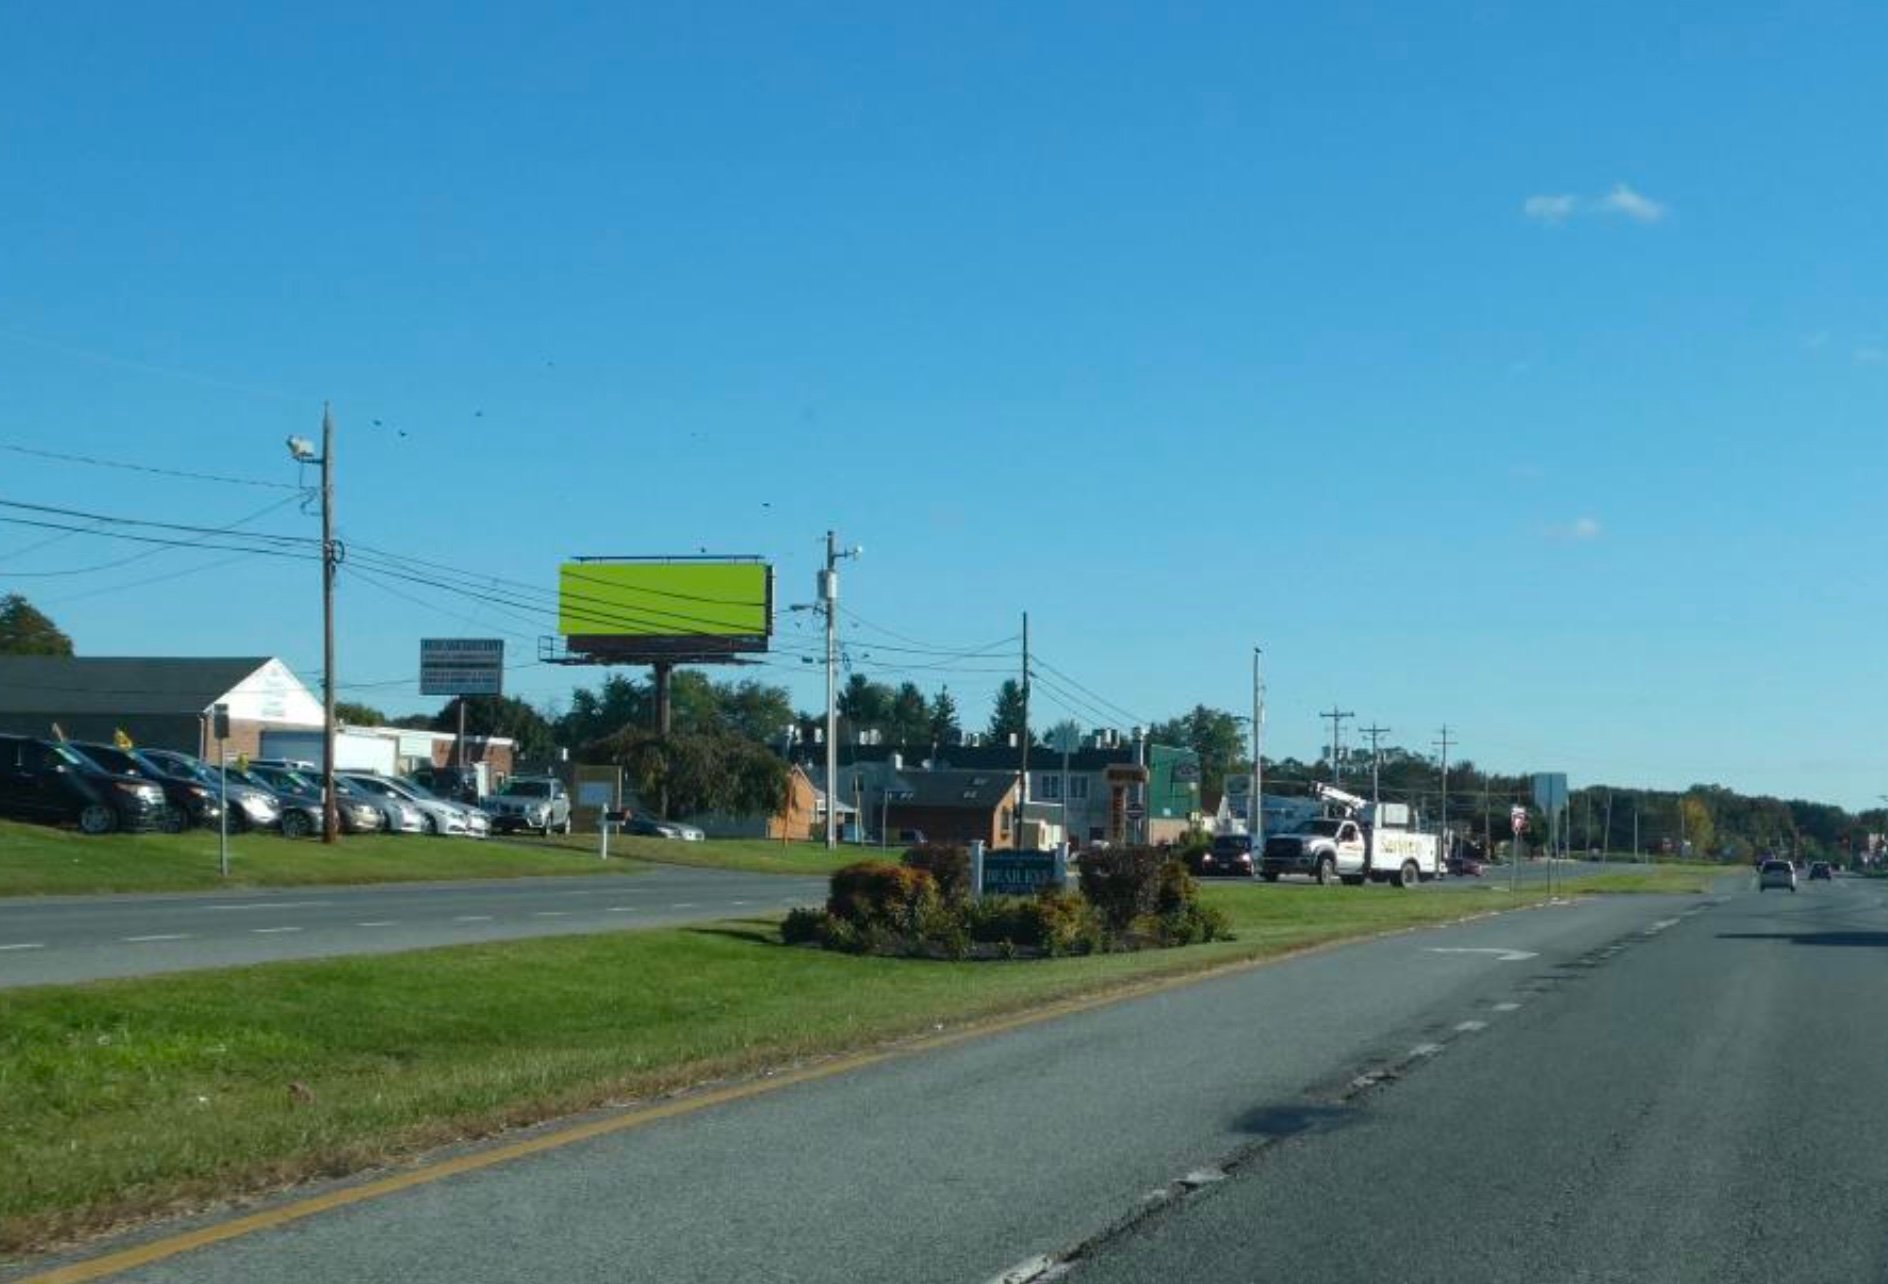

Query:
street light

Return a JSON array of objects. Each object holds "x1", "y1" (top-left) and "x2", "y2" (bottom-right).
[{"x1": 287, "y1": 408, "x2": 338, "y2": 843}]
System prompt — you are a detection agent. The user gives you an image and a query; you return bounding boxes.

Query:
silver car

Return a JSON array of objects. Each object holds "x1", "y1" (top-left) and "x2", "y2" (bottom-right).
[
  {"x1": 340, "y1": 774, "x2": 478, "y2": 837},
  {"x1": 1757, "y1": 859, "x2": 1796, "y2": 892}
]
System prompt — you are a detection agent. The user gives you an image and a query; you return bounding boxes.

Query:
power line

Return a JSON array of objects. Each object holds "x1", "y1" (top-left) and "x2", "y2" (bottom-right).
[
  {"x1": 0, "y1": 443, "x2": 302, "y2": 490},
  {"x1": 1029, "y1": 655, "x2": 1147, "y2": 727},
  {"x1": 0, "y1": 494, "x2": 305, "y2": 578}
]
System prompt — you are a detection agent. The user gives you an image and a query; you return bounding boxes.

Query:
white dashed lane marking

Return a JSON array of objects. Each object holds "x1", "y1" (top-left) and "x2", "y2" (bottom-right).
[
  {"x1": 251, "y1": 927, "x2": 302, "y2": 935},
  {"x1": 356, "y1": 921, "x2": 397, "y2": 927},
  {"x1": 0, "y1": 942, "x2": 46, "y2": 951},
  {"x1": 1455, "y1": 1020, "x2": 1489, "y2": 1033},
  {"x1": 532, "y1": 912, "x2": 570, "y2": 919},
  {"x1": 452, "y1": 916, "x2": 494, "y2": 923},
  {"x1": 123, "y1": 934, "x2": 191, "y2": 943},
  {"x1": 1493, "y1": 1002, "x2": 1521, "y2": 1012}
]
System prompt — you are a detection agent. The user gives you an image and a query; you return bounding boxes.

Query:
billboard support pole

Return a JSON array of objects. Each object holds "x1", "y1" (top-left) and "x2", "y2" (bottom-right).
[{"x1": 654, "y1": 661, "x2": 673, "y2": 818}]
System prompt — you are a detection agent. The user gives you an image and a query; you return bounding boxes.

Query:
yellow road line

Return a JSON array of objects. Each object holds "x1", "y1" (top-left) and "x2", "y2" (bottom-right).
[{"x1": 19, "y1": 899, "x2": 1546, "y2": 1282}]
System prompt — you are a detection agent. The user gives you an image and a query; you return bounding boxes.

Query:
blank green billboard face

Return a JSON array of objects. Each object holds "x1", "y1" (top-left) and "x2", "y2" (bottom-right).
[{"x1": 557, "y1": 562, "x2": 771, "y2": 639}]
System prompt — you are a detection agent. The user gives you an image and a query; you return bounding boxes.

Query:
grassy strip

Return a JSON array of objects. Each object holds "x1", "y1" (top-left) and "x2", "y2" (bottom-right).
[
  {"x1": 0, "y1": 883, "x2": 1560, "y2": 1255},
  {"x1": 0, "y1": 821, "x2": 864, "y2": 897},
  {"x1": 1569, "y1": 867, "x2": 1725, "y2": 894},
  {"x1": 515, "y1": 831, "x2": 892, "y2": 876}
]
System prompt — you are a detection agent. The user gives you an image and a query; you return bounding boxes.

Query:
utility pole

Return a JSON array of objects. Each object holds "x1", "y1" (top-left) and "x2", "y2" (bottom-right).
[
  {"x1": 1603, "y1": 791, "x2": 1614, "y2": 865},
  {"x1": 1360, "y1": 723, "x2": 1390, "y2": 805},
  {"x1": 1632, "y1": 795, "x2": 1640, "y2": 862},
  {"x1": 1251, "y1": 648, "x2": 1265, "y2": 848},
  {"x1": 1319, "y1": 707, "x2": 1354, "y2": 785},
  {"x1": 1017, "y1": 610, "x2": 1030, "y2": 849},
  {"x1": 318, "y1": 407, "x2": 338, "y2": 844},
  {"x1": 1434, "y1": 725, "x2": 1453, "y2": 855}
]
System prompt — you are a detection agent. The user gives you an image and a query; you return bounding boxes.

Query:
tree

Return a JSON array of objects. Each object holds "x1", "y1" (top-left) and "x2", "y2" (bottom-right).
[
  {"x1": 888, "y1": 682, "x2": 930, "y2": 745},
  {"x1": 988, "y1": 679, "x2": 1030, "y2": 744},
  {"x1": 928, "y1": 689, "x2": 961, "y2": 746},
  {"x1": 0, "y1": 594, "x2": 74, "y2": 656},
  {"x1": 1148, "y1": 705, "x2": 1248, "y2": 809},
  {"x1": 719, "y1": 679, "x2": 796, "y2": 746},
  {"x1": 334, "y1": 701, "x2": 388, "y2": 726},
  {"x1": 584, "y1": 726, "x2": 788, "y2": 820},
  {"x1": 837, "y1": 674, "x2": 895, "y2": 728},
  {"x1": 434, "y1": 695, "x2": 555, "y2": 760}
]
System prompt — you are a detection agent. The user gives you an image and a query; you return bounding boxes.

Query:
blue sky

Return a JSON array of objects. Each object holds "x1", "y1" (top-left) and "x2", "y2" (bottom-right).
[{"x1": 2, "y1": 2, "x2": 1884, "y2": 806}]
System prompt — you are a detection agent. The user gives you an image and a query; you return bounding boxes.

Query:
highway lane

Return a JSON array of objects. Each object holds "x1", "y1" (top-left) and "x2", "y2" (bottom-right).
[
  {"x1": 0, "y1": 867, "x2": 826, "y2": 988},
  {"x1": 1074, "y1": 872, "x2": 1888, "y2": 1283},
  {"x1": 22, "y1": 881, "x2": 1737, "y2": 1283},
  {"x1": 0, "y1": 857, "x2": 1625, "y2": 990}
]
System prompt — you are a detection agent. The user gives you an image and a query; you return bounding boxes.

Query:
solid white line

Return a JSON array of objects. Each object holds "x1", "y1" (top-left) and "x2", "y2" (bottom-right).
[
  {"x1": 251, "y1": 926, "x2": 302, "y2": 935},
  {"x1": 452, "y1": 915, "x2": 494, "y2": 923},
  {"x1": 0, "y1": 942, "x2": 47, "y2": 951},
  {"x1": 123, "y1": 933, "x2": 191, "y2": 942},
  {"x1": 205, "y1": 901, "x2": 333, "y2": 911},
  {"x1": 1455, "y1": 1020, "x2": 1489, "y2": 1033},
  {"x1": 355, "y1": 921, "x2": 397, "y2": 927}
]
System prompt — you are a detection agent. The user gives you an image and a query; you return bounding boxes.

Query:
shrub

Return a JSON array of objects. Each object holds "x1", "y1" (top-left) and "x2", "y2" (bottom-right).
[
  {"x1": 1078, "y1": 846, "x2": 1169, "y2": 932},
  {"x1": 827, "y1": 861, "x2": 938, "y2": 933},
  {"x1": 902, "y1": 844, "x2": 973, "y2": 905},
  {"x1": 780, "y1": 906, "x2": 829, "y2": 945},
  {"x1": 1155, "y1": 858, "x2": 1197, "y2": 917},
  {"x1": 1174, "y1": 828, "x2": 1214, "y2": 860},
  {"x1": 1013, "y1": 890, "x2": 1101, "y2": 957}
]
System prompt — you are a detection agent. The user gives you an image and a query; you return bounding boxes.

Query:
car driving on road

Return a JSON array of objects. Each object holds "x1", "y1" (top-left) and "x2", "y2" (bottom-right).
[
  {"x1": 1758, "y1": 859, "x2": 1797, "y2": 892},
  {"x1": 1808, "y1": 861, "x2": 1832, "y2": 881},
  {"x1": 1188, "y1": 833, "x2": 1254, "y2": 878}
]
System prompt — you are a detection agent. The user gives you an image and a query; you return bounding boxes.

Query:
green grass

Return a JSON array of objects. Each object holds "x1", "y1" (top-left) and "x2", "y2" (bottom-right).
[
  {"x1": 0, "y1": 821, "x2": 652, "y2": 897},
  {"x1": 1570, "y1": 866, "x2": 1730, "y2": 894},
  {"x1": 517, "y1": 830, "x2": 897, "y2": 877},
  {"x1": 0, "y1": 882, "x2": 1562, "y2": 1254}
]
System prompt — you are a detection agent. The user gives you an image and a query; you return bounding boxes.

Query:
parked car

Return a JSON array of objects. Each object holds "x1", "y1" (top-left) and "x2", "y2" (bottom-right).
[
  {"x1": 1808, "y1": 861, "x2": 1833, "y2": 882},
  {"x1": 408, "y1": 765, "x2": 483, "y2": 807},
  {"x1": 1447, "y1": 853, "x2": 1485, "y2": 877},
  {"x1": 238, "y1": 763, "x2": 387, "y2": 835},
  {"x1": 67, "y1": 741, "x2": 229, "y2": 834},
  {"x1": 1758, "y1": 859, "x2": 1797, "y2": 892},
  {"x1": 139, "y1": 749, "x2": 290, "y2": 834},
  {"x1": 623, "y1": 813, "x2": 703, "y2": 841},
  {"x1": 487, "y1": 777, "x2": 572, "y2": 835},
  {"x1": 1188, "y1": 833, "x2": 1254, "y2": 878},
  {"x1": 396, "y1": 775, "x2": 490, "y2": 837},
  {"x1": 339, "y1": 773, "x2": 477, "y2": 837},
  {"x1": 0, "y1": 734, "x2": 169, "y2": 833}
]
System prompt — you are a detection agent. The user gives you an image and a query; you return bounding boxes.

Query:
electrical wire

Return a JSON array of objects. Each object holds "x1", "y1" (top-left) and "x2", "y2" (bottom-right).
[
  {"x1": 1, "y1": 494, "x2": 306, "y2": 578},
  {"x1": 0, "y1": 443, "x2": 302, "y2": 490}
]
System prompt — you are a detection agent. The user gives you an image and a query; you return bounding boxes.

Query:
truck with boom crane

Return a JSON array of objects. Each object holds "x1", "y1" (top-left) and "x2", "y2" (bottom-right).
[{"x1": 1259, "y1": 782, "x2": 1443, "y2": 887}]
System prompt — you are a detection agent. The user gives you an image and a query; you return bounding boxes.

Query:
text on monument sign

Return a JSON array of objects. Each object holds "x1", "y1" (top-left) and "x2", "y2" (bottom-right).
[{"x1": 420, "y1": 638, "x2": 506, "y2": 697}]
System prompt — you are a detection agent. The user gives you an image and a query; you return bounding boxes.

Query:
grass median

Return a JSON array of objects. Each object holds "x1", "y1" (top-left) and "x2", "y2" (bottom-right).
[
  {"x1": 0, "y1": 821, "x2": 864, "y2": 897},
  {"x1": 2, "y1": 872, "x2": 1724, "y2": 1257}
]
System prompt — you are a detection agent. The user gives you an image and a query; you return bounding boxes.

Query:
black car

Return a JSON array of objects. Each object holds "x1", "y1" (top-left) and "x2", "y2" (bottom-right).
[
  {"x1": 0, "y1": 733, "x2": 170, "y2": 833},
  {"x1": 68, "y1": 742, "x2": 222, "y2": 834},
  {"x1": 139, "y1": 750, "x2": 289, "y2": 834},
  {"x1": 1808, "y1": 861, "x2": 1833, "y2": 881},
  {"x1": 1188, "y1": 833, "x2": 1255, "y2": 878}
]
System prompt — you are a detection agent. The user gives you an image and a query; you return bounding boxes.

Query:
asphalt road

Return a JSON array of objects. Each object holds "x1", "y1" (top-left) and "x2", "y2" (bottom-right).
[
  {"x1": 26, "y1": 871, "x2": 1851, "y2": 1283},
  {"x1": 0, "y1": 867, "x2": 827, "y2": 988}
]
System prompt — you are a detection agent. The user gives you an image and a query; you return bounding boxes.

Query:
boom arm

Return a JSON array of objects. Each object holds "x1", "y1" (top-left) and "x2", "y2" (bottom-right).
[{"x1": 1311, "y1": 781, "x2": 1368, "y2": 815}]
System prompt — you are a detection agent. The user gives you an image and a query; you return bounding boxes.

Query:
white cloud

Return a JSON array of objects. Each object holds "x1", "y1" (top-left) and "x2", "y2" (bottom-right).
[
  {"x1": 1856, "y1": 346, "x2": 1887, "y2": 367},
  {"x1": 1570, "y1": 516, "x2": 1602, "y2": 540},
  {"x1": 1523, "y1": 194, "x2": 1577, "y2": 224},
  {"x1": 1803, "y1": 330, "x2": 1831, "y2": 350},
  {"x1": 1522, "y1": 184, "x2": 1669, "y2": 226},
  {"x1": 1595, "y1": 183, "x2": 1667, "y2": 223}
]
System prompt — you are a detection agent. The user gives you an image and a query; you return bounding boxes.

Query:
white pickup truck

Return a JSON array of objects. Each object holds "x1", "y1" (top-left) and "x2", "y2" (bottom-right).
[{"x1": 1259, "y1": 783, "x2": 1442, "y2": 887}]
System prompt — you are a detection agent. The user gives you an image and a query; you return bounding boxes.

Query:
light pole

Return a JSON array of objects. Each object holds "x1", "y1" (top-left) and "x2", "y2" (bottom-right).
[
  {"x1": 820, "y1": 531, "x2": 861, "y2": 850},
  {"x1": 287, "y1": 410, "x2": 338, "y2": 844},
  {"x1": 1251, "y1": 648, "x2": 1265, "y2": 849}
]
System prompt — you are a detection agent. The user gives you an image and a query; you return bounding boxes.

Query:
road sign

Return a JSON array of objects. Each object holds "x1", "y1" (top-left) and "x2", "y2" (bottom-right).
[
  {"x1": 1125, "y1": 800, "x2": 1148, "y2": 822},
  {"x1": 420, "y1": 638, "x2": 505, "y2": 697}
]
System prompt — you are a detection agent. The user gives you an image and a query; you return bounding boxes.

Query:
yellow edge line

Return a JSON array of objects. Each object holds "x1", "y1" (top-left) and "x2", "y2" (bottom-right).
[{"x1": 19, "y1": 895, "x2": 1547, "y2": 1283}]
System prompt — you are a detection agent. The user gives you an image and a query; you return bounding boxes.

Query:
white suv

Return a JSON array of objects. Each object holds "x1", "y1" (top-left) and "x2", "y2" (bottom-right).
[{"x1": 1757, "y1": 859, "x2": 1796, "y2": 893}]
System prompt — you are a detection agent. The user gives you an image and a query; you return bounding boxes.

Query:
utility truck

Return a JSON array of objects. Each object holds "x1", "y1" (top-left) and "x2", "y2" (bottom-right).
[{"x1": 1259, "y1": 782, "x2": 1442, "y2": 887}]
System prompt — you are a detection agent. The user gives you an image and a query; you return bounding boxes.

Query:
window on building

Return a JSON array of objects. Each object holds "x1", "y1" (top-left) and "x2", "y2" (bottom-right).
[
  {"x1": 1038, "y1": 774, "x2": 1061, "y2": 800},
  {"x1": 1069, "y1": 776, "x2": 1090, "y2": 801}
]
